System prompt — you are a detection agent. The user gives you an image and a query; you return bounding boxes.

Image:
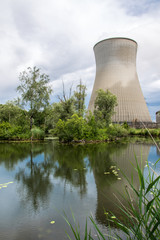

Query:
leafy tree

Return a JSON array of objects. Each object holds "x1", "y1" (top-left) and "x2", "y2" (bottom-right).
[
  {"x1": 54, "y1": 114, "x2": 86, "y2": 142},
  {"x1": 17, "y1": 66, "x2": 52, "y2": 129},
  {"x1": 94, "y1": 89, "x2": 117, "y2": 128},
  {"x1": 0, "y1": 102, "x2": 29, "y2": 131},
  {"x1": 85, "y1": 111, "x2": 98, "y2": 139},
  {"x1": 56, "y1": 81, "x2": 76, "y2": 120},
  {"x1": 45, "y1": 100, "x2": 75, "y2": 132},
  {"x1": 46, "y1": 83, "x2": 76, "y2": 131},
  {"x1": 46, "y1": 81, "x2": 87, "y2": 131},
  {"x1": 59, "y1": 98, "x2": 75, "y2": 120},
  {"x1": 74, "y1": 80, "x2": 87, "y2": 117}
]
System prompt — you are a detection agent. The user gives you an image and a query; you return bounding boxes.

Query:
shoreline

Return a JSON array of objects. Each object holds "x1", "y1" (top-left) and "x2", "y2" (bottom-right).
[{"x1": 0, "y1": 135, "x2": 159, "y2": 144}]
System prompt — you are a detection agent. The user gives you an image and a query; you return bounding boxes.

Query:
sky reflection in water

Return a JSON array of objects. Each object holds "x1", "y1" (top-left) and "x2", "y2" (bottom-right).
[{"x1": 0, "y1": 140, "x2": 159, "y2": 240}]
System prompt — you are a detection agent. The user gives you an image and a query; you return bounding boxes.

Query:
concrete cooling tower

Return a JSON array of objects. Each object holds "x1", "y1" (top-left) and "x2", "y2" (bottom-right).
[{"x1": 88, "y1": 37, "x2": 152, "y2": 123}]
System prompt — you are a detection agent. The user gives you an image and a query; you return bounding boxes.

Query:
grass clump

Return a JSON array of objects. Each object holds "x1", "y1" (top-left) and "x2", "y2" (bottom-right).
[{"x1": 31, "y1": 126, "x2": 45, "y2": 139}]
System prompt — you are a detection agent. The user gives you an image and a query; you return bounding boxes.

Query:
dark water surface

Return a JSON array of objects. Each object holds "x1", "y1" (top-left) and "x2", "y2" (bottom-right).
[{"x1": 0, "y1": 140, "x2": 160, "y2": 240}]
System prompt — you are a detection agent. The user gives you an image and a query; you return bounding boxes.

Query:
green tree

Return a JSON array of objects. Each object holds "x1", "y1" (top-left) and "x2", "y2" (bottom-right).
[
  {"x1": 45, "y1": 82, "x2": 76, "y2": 131},
  {"x1": 17, "y1": 66, "x2": 52, "y2": 129},
  {"x1": 45, "y1": 100, "x2": 75, "y2": 131},
  {"x1": 56, "y1": 81, "x2": 76, "y2": 121},
  {"x1": 54, "y1": 114, "x2": 86, "y2": 142},
  {"x1": 0, "y1": 102, "x2": 29, "y2": 128},
  {"x1": 74, "y1": 80, "x2": 87, "y2": 117},
  {"x1": 94, "y1": 89, "x2": 117, "y2": 128}
]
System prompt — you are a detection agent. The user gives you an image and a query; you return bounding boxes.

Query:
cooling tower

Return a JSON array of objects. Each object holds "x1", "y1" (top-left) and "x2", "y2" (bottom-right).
[{"x1": 88, "y1": 37, "x2": 152, "y2": 123}]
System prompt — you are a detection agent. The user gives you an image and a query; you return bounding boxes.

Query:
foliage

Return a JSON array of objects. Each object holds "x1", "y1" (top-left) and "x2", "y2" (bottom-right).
[
  {"x1": 46, "y1": 81, "x2": 87, "y2": 132},
  {"x1": 0, "y1": 182, "x2": 14, "y2": 190},
  {"x1": 54, "y1": 114, "x2": 86, "y2": 142},
  {"x1": 54, "y1": 113, "x2": 109, "y2": 142},
  {"x1": 45, "y1": 100, "x2": 76, "y2": 132},
  {"x1": 53, "y1": 99, "x2": 75, "y2": 121},
  {"x1": 0, "y1": 122, "x2": 12, "y2": 139},
  {"x1": 0, "y1": 122, "x2": 30, "y2": 140},
  {"x1": 84, "y1": 111, "x2": 98, "y2": 139},
  {"x1": 122, "y1": 121, "x2": 129, "y2": 129},
  {"x1": 31, "y1": 127, "x2": 45, "y2": 139},
  {"x1": 74, "y1": 80, "x2": 87, "y2": 117},
  {"x1": 106, "y1": 124, "x2": 128, "y2": 138},
  {"x1": 0, "y1": 102, "x2": 29, "y2": 127},
  {"x1": 129, "y1": 128, "x2": 160, "y2": 137},
  {"x1": 17, "y1": 66, "x2": 52, "y2": 129},
  {"x1": 54, "y1": 114, "x2": 130, "y2": 142},
  {"x1": 94, "y1": 89, "x2": 117, "y2": 128}
]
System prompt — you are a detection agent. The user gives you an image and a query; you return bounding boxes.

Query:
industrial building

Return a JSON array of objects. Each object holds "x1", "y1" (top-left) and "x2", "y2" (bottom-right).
[
  {"x1": 88, "y1": 37, "x2": 152, "y2": 123},
  {"x1": 156, "y1": 111, "x2": 160, "y2": 123}
]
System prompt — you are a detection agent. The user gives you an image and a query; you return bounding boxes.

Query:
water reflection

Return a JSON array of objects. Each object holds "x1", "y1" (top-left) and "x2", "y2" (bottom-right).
[
  {"x1": 53, "y1": 144, "x2": 88, "y2": 196},
  {"x1": 0, "y1": 143, "x2": 33, "y2": 170},
  {"x1": 12, "y1": 142, "x2": 89, "y2": 212},
  {"x1": 0, "y1": 140, "x2": 153, "y2": 240},
  {"x1": 92, "y1": 143, "x2": 151, "y2": 226},
  {"x1": 16, "y1": 160, "x2": 53, "y2": 211}
]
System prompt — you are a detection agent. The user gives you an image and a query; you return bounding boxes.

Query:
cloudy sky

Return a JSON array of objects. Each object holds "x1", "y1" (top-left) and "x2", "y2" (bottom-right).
[{"x1": 0, "y1": 0, "x2": 160, "y2": 121}]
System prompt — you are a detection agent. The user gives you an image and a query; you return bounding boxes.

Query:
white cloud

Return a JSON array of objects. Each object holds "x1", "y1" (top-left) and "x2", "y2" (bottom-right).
[{"x1": 0, "y1": 0, "x2": 160, "y2": 120}]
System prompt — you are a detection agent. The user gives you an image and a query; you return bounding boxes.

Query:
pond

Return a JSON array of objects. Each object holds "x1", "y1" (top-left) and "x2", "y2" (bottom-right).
[{"x1": 0, "y1": 139, "x2": 160, "y2": 240}]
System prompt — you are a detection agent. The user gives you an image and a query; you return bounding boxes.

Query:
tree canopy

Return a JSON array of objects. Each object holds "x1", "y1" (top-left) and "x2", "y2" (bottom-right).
[
  {"x1": 94, "y1": 89, "x2": 117, "y2": 127},
  {"x1": 74, "y1": 80, "x2": 86, "y2": 117},
  {"x1": 17, "y1": 66, "x2": 52, "y2": 129}
]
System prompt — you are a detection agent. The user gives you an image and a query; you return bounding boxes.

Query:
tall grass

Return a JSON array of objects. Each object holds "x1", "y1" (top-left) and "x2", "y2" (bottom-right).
[
  {"x1": 108, "y1": 158, "x2": 160, "y2": 239},
  {"x1": 65, "y1": 157, "x2": 160, "y2": 239},
  {"x1": 31, "y1": 127, "x2": 45, "y2": 139}
]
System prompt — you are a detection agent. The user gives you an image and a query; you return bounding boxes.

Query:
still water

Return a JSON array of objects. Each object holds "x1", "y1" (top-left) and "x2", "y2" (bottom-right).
[{"x1": 0, "y1": 140, "x2": 160, "y2": 240}]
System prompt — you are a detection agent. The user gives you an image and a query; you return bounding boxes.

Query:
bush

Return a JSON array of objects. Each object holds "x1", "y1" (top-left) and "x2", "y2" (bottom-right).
[
  {"x1": 0, "y1": 121, "x2": 32, "y2": 140},
  {"x1": 84, "y1": 113, "x2": 98, "y2": 139},
  {"x1": 31, "y1": 127, "x2": 45, "y2": 139},
  {"x1": 54, "y1": 114, "x2": 86, "y2": 142},
  {"x1": 106, "y1": 124, "x2": 128, "y2": 138},
  {"x1": 129, "y1": 128, "x2": 142, "y2": 135},
  {"x1": 150, "y1": 129, "x2": 160, "y2": 137},
  {"x1": 122, "y1": 121, "x2": 129, "y2": 129},
  {"x1": 55, "y1": 114, "x2": 104, "y2": 142},
  {"x1": 128, "y1": 128, "x2": 160, "y2": 137}
]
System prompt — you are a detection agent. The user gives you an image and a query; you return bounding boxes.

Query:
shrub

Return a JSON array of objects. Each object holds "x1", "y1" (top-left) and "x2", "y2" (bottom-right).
[
  {"x1": 122, "y1": 121, "x2": 129, "y2": 129},
  {"x1": 0, "y1": 122, "x2": 19, "y2": 139},
  {"x1": 129, "y1": 128, "x2": 142, "y2": 135},
  {"x1": 106, "y1": 124, "x2": 128, "y2": 138},
  {"x1": 31, "y1": 127, "x2": 45, "y2": 139},
  {"x1": 96, "y1": 128, "x2": 108, "y2": 140},
  {"x1": 150, "y1": 129, "x2": 160, "y2": 137},
  {"x1": 54, "y1": 114, "x2": 86, "y2": 142}
]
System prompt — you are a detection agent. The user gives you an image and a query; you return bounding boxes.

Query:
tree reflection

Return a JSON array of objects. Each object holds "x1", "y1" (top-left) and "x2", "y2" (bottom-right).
[
  {"x1": 53, "y1": 144, "x2": 88, "y2": 196},
  {"x1": 0, "y1": 143, "x2": 32, "y2": 170},
  {"x1": 15, "y1": 142, "x2": 54, "y2": 212},
  {"x1": 87, "y1": 143, "x2": 128, "y2": 186},
  {"x1": 1, "y1": 140, "x2": 150, "y2": 225},
  {"x1": 14, "y1": 142, "x2": 89, "y2": 211}
]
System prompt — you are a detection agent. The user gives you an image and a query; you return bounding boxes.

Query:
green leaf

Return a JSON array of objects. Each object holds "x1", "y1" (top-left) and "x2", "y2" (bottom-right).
[{"x1": 146, "y1": 176, "x2": 160, "y2": 194}]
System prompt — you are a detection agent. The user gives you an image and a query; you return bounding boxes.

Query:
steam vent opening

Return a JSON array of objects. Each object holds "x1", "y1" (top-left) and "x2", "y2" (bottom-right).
[{"x1": 88, "y1": 37, "x2": 152, "y2": 123}]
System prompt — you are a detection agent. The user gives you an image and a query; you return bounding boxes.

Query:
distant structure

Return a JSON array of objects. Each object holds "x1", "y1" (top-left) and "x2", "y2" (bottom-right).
[
  {"x1": 156, "y1": 111, "x2": 160, "y2": 123},
  {"x1": 88, "y1": 37, "x2": 152, "y2": 123}
]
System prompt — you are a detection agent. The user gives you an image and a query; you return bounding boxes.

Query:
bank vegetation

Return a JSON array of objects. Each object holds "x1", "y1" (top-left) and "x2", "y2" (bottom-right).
[{"x1": 0, "y1": 66, "x2": 160, "y2": 142}]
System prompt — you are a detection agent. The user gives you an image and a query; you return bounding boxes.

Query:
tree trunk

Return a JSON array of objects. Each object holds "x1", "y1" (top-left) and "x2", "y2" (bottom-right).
[{"x1": 30, "y1": 115, "x2": 33, "y2": 130}]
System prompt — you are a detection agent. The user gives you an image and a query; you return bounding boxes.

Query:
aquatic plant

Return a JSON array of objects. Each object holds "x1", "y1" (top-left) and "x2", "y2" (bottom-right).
[
  {"x1": 65, "y1": 158, "x2": 160, "y2": 239},
  {"x1": 0, "y1": 181, "x2": 14, "y2": 190}
]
